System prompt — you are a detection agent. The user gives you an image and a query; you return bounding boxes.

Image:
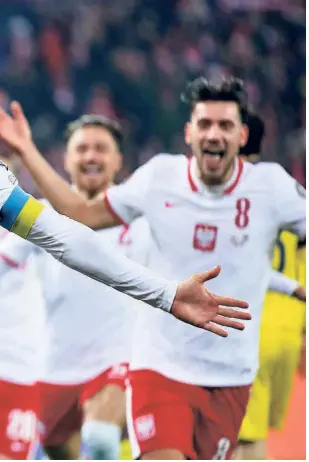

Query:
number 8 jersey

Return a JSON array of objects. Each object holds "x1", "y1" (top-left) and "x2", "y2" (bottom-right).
[{"x1": 105, "y1": 154, "x2": 306, "y2": 387}]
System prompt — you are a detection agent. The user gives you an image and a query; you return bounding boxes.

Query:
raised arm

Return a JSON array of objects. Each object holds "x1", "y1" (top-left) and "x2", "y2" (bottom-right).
[{"x1": 0, "y1": 103, "x2": 117, "y2": 229}]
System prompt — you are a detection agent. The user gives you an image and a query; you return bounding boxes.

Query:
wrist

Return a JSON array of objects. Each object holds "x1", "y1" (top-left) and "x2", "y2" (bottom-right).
[
  {"x1": 18, "y1": 139, "x2": 37, "y2": 160},
  {"x1": 161, "y1": 280, "x2": 178, "y2": 313}
]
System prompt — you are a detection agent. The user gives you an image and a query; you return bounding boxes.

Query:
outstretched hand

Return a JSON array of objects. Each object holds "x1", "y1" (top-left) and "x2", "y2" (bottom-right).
[{"x1": 171, "y1": 265, "x2": 251, "y2": 337}]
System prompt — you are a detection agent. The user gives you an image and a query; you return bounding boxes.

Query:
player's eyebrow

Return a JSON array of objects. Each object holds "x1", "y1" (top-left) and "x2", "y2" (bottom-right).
[
  {"x1": 219, "y1": 119, "x2": 235, "y2": 127},
  {"x1": 196, "y1": 117, "x2": 235, "y2": 126}
]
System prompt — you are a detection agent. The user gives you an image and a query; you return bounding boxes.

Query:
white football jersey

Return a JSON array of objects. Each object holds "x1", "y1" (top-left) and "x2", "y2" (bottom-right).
[
  {"x1": 41, "y1": 217, "x2": 151, "y2": 384},
  {"x1": 0, "y1": 232, "x2": 46, "y2": 384},
  {"x1": 106, "y1": 154, "x2": 306, "y2": 386}
]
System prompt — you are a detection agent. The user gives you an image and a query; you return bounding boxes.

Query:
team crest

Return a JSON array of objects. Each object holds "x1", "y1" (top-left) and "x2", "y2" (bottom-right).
[
  {"x1": 134, "y1": 414, "x2": 156, "y2": 441},
  {"x1": 193, "y1": 224, "x2": 218, "y2": 252}
]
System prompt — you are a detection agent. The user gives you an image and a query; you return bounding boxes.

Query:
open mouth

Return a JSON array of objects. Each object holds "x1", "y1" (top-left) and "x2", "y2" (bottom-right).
[
  {"x1": 80, "y1": 165, "x2": 103, "y2": 175},
  {"x1": 202, "y1": 149, "x2": 225, "y2": 159},
  {"x1": 202, "y1": 149, "x2": 225, "y2": 171}
]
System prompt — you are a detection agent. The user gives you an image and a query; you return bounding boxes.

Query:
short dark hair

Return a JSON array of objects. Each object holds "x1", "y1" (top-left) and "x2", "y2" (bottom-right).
[
  {"x1": 181, "y1": 76, "x2": 249, "y2": 122},
  {"x1": 239, "y1": 112, "x2": 265, "y2": 155},
  {"x1": 65, "y1": 114, "x2": 123, "y2": 150}
]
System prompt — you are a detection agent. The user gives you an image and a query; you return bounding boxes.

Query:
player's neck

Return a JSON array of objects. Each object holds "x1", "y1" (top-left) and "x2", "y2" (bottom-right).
[
  {"x1": 193, "y1": 157, "x2": 238, "y2": 193},
  {"x1": 72, "y1": 181, "x2": 114, "y2": 200}
]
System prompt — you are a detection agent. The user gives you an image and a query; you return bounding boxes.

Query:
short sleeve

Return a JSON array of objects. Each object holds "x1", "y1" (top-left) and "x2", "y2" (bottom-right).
[
  {"x1": 272, "y1": 164, "x2": 306, "y2": 239},
  {"x1": 105, "y1": 156, "x2": 159, "y2": 224}
]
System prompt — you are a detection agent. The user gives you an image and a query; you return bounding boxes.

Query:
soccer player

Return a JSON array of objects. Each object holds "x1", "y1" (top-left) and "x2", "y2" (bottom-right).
[
  {"x1": 234, "y1": 113, "x2": 306, "y2": 460},
  {"x1": 0, "y1": 76, "x2": 305, "y2": 459},
  {"x1": 0, "y1": 140, "x2": 150, "y2": 461},
  {"x1": 0, "y1": 109, "x2": 251, "y2": 462},
  {"x1": 38, "y1": 116, "x2": 152, "y2": 461},
  {"x1": 0, "y1": 155, "x2": 46, "y2": 460}
]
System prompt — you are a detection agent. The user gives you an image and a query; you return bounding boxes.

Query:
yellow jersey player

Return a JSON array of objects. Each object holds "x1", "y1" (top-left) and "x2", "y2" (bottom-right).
[{"x1": 235, "y1": 113, "x2": 306, "y2": 460}]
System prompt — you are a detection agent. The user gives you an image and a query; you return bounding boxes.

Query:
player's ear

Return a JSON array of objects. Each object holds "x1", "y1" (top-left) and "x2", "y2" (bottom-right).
[
  {"x1": 240, "y1": 123, "x2": 249, "y2": 148},
  {"x1": 184, "y1": 122, "x2": 192, "y2": 145}
]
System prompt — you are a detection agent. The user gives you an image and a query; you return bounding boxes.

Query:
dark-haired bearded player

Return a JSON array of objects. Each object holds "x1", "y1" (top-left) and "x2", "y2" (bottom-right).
[{"x1": 0, "y1": 77, "x2": 305, "y2": 460}]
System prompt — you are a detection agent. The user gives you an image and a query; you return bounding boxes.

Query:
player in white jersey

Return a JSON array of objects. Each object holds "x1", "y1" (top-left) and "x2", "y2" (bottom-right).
[
  {"x1": 0, "y1": 103, "x2": 251, "y2": 461},
  {"x1": 2, "y1": 76, "x2": 299, "y2": 459},
  {"x1": 0, "y1": 119, "x2": 150, "y2": 460},
  {"x1": 38, "y1": 116, "x2": 151, "y2": 460},
  {"x1": 3, "y1": 76, "x2": 305, "y2": 461},
  {"x1": 0, "y1": 156, "x2": 45, "y2": 460}
]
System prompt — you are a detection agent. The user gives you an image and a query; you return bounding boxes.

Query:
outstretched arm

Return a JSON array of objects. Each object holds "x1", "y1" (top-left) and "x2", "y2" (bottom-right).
[{"x1": 0, "y1": 165, "x2": 251, "y2": 336}]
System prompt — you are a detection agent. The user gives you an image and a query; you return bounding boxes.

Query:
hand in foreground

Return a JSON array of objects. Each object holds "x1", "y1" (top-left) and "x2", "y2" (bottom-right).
[
  {"x1": 171, "y1": 266, "x2": 251, "y2": 337},
  {"x1": 0, "y1": 102, "x2": 32, "y2": 154}
]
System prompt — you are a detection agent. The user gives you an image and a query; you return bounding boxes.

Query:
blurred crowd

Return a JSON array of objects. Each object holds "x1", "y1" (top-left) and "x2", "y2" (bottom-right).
[{"x1": 0, "y1": 0, "x2": 305, "y2": 192}]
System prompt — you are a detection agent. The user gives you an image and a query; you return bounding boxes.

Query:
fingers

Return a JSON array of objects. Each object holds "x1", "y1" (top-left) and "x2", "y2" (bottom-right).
[
  {"x1": 211, "y1": 315, "x2": 245, "y2": 330},
  {"x1": 204, "y1": 322, "x2": 228, "y2": 338},
  {"x1": 196, "y1": 265, "x2": 221, "y2": 283},
  {"x1": 211, "y1": 294, "x2": 249, "y2": 308},
  {"x1": 203, "y1": 314, "x2": 249, "y2": 337},
  {"x1": 0, "y1": 106, "x2": 10, "y2": 120},
  {"x1": 217, "y1": 307, "x2": 252, "y2": 320},
  {"x1": 11, "y1": 101, "x2": 25, "y2": 121}
]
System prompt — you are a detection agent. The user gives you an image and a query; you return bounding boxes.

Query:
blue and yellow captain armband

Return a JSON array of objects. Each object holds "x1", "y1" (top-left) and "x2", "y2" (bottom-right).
[{"x1": 0, "y1": 186, "x2": 44, "y2": 238}]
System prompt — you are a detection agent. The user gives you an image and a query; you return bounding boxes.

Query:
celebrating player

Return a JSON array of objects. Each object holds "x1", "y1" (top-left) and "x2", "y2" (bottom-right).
[
  {"x1": 0, "y1": 127, "x2": 150, "y2": 461},
  {"x1": 38, "y1": 116, "x2": 151, "y2": 461},
  {"x1": 0, "y1": 98, "x2": 251, "y2": 462},
  {"x1": 0, "y1": 76, "x2": 305, "y2": 459}
]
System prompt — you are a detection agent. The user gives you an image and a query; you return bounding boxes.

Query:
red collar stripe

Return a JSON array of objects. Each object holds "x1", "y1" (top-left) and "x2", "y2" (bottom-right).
[
  {"x1": 187, "y1": 157, "x2": 198, "y2": 192},
  {"x1": 104, "y1": 191, "x2": 128, "y2": 227},
  {"x1": 187, "y1": 156, "x2": 243, "y2": 195},
  {"x1": 223, "y1": 157, "x2": 243, "y2": 195}
]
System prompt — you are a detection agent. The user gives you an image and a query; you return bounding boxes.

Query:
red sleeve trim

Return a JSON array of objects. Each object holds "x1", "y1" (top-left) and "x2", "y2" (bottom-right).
[
  {"x1": 223, "y1": 158, "x2": 244, "y2": 195},
  {"x1": 104, "y1": 191, "x2": 129, "y2": 227}
]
